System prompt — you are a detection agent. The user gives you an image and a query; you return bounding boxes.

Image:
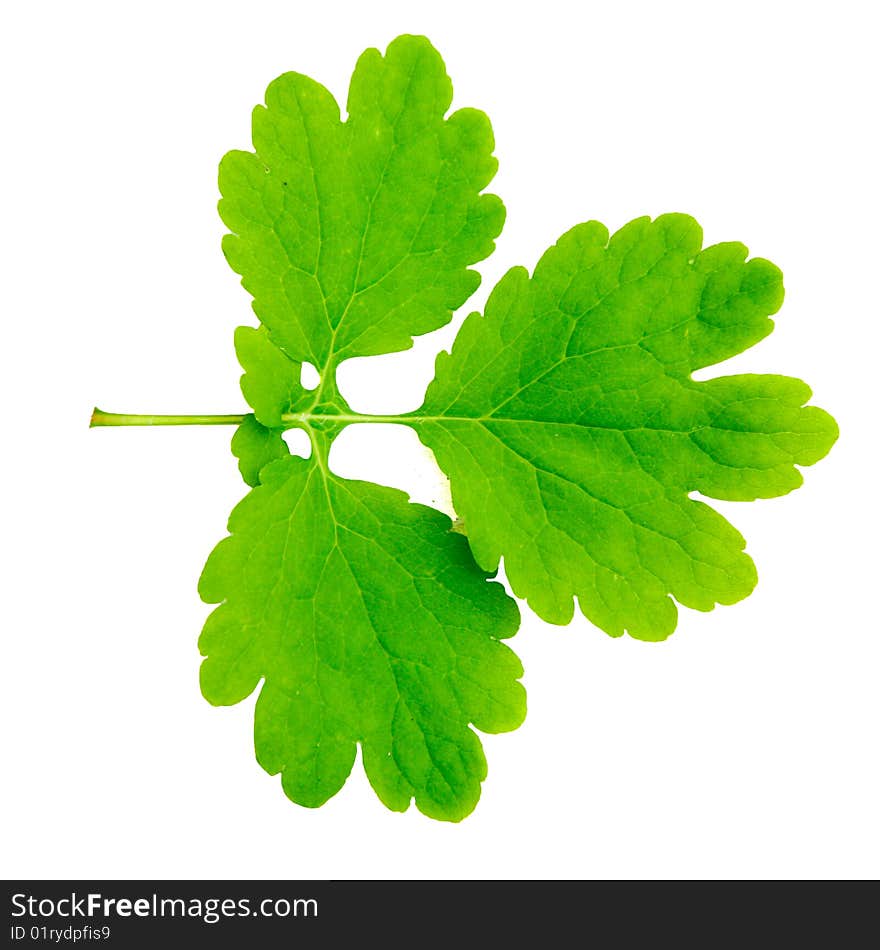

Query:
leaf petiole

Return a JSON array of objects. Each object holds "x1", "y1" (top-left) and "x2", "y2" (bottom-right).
[
  {"x1": 89, "y1": 407, "x2": 416, "y2": 428},
  {"x1": 90, "y1": 408, "x2": 247, "y2": 428}
]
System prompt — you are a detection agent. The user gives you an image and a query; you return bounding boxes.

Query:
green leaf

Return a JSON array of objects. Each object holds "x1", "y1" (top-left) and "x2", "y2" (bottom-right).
[
  {"x1": 91, "y1": 35, "x2": 839, "y2": 821},
  {"x1": 218, "y1": 33, "x2": 504, "y2": 396},
  {"x1": 198, "y1": 454, "x2": 525, "y2": 821},
  {"x1": 414, "y1": 214, "x2": 839, "y2": 640},
  {"x1": 234, "y1": 325, "x2": 309, "y2": 429},
  {"x1": 231, "y1": 414, "x2": 289, "y2": 488},
  {"x1": 203, "y1": 35, "x2": 524, "y2": 821}
]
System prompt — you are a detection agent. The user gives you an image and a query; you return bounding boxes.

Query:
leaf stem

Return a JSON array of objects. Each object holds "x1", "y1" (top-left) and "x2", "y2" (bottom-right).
[
  {"x1": 90, "y1": 408, "x2": 426, "y2": 428},
  {"x1": 90, "y1": 408, "x2": 247, "y2": 428}
]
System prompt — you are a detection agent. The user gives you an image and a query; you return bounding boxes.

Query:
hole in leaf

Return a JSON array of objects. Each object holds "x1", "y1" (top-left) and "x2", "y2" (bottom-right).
[
  {"x1": 328, "y1": 424, "x2": 454, "y2": 516},
  {"x1": 300, "y1": 362, "x2": 319, "y2": 390},
  {"x1": 336, "y1": 334, "x2": 458, "y2": 413},
  {"x1": 282, "y1": 428, "x2": 312, "y2": 459}
]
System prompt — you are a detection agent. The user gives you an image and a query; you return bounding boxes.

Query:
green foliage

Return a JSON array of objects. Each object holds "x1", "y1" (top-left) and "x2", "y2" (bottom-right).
[
  {"x1": 414, "y1": 215, "x2": 838, "y2": 639},
  {"x1": 205, "y1": 34, "x2": 522, "y2": 820},
  {"x1": 193, "y1": 35, "x2": 836, "y2": 818},
  {"x1": 230, "y1": 414, "x2": 289, "y2": 488},
  {"x1": 200, "y1": 454, "x2": 523, "y2": 821},
  {"x1": 218, "y1": 34, "x2": 503, "y2": 371}
]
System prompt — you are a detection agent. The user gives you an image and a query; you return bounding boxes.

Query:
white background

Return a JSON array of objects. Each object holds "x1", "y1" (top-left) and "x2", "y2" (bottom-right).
[{"x1": 2, "y1": 1, "x2": 877, "y2": 880}]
